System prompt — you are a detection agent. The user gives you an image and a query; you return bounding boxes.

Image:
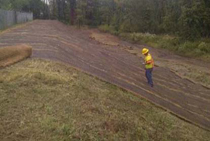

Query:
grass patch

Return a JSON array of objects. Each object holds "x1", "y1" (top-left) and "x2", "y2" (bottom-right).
[
  {"x1": 168, "y1": 63, "x2": 210, "y2": 87},
  {"x1": 0, "y1": 59, "x2": 209, "y2": 140},
  {"x1": 97, "y1": 25, "x2": 210, "y2": 61},
  {"x1": 119, "y1": 33, "x2": 210, "y2": 61},
  {"x1": 0, "y1": 44, "x2": 32, "y2": 68},
  {"x1": 98, "y1": 25, "x2": 119, "y2": 36}
]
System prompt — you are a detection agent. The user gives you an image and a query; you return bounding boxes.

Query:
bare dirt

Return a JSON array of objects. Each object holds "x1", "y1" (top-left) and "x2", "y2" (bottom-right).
[{"x1": 0, "y1": 20, "x2": 210, "y2": 130}]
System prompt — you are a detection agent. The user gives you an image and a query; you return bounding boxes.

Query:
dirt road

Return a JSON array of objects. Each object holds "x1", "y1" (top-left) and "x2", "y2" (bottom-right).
[{"x1": 0, "y1": 20, "x2": 210, "y2": 130}]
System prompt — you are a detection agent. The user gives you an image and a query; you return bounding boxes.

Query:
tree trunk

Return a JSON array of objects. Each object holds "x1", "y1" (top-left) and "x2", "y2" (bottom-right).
[{"x1": 70, "y1": 0, "x2": 76, "y2": 25}]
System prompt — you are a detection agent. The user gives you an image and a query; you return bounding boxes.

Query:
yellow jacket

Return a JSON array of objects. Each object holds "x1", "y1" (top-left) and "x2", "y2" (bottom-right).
[{"x1": 144, "y1": 53, "x2": 154, "y2": 69}]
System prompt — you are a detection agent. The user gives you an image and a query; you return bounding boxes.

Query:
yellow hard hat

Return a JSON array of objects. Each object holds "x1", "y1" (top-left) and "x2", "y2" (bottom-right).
[{"x1": 142, "y1": 48, "x2": 149, "y2": 55}]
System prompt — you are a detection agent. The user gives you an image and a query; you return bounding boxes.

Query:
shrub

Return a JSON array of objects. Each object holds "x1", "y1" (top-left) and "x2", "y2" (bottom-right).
[
  {"x1": 98, "y1": 25, "x2": 110, "y2": 32},
  {"x1": 98, "y1": 25, "x2": 119, "y2": 35},
  {"x1": 198, "y1": 42, "x2": 210, "y2": 53},
  {"x1": 177, "y1": 42, "x2": 196, "y2": 54}
]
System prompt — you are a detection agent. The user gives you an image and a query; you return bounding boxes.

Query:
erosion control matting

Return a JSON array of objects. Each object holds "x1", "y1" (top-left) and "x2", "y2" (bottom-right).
[
  {"x1": 0, "y1": 20, "x2": 210, "y2": 130},
  {"x1": 0, "y1": 44, "x2": 32, "y2": 67}
]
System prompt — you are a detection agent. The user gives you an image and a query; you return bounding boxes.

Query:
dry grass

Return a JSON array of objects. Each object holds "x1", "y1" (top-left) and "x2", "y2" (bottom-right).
[
  {"x1": 0, "y1": 44, "x2": 32, "y2": 68},
  {"x1": 0, "y1": 59, "x2": 209, "y2": 141},
  {"x1": 90, "y1": 33, "x2": 120, "y2": 46}
]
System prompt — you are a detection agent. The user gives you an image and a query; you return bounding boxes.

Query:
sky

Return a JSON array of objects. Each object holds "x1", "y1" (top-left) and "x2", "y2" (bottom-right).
[{"x1": 42, "y1": 0, "x2": 49, "y2": 5}]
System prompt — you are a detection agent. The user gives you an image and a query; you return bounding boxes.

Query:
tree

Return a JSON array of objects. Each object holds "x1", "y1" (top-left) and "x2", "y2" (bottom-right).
[
  {"x1": 47, "y1": 0, "x2": 210, "y2": 39},
  {"x1": 70, "y1": 0, "x2": 76, "y2": 24},
  {"x1": 0, "y1": 0, "x2": 49, "y2": 19}
]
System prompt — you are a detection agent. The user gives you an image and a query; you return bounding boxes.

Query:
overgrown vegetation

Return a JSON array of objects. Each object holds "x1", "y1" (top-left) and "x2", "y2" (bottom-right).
[
  {"x1": 98, "y1": 25, "x2": 210, "y2": 60},
  {"x1": 49, "y1": 0, "x2": 210, "y2": 40},
  {"x1": 0, "y1": 59, "x2": 210, "y2": 140},
  {"x1": 119, "y1": 32, "x2": 210, "y2": 60}
]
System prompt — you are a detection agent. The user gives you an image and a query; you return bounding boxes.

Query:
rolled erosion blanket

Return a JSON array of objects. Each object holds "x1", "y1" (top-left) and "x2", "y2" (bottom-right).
[{"x1": 0, "y1": 44, "x2": 32, "y2": 68}]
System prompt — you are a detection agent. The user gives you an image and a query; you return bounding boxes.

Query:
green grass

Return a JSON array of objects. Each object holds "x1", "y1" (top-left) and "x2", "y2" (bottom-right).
[
  {"x1": 119, "y1": 33, "x2": 210, "y2": 61},
  {"x1": 98, "y1": 25, "x2": 119, "y2": 36},
  {"x1": 0, "y1": 59, "x2": 209, "y2": 141},
  {"x1": 98, "y1": 25, "x2": 210, "y2": 61}
]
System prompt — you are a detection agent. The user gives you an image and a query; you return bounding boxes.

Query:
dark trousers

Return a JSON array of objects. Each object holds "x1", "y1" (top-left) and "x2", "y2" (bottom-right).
[{"x1": 145, "y1": 68, "x2": 153, "y2": 86}]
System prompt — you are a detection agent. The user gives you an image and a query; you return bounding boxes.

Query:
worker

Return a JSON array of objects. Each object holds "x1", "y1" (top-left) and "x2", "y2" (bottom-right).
[{"x1": 142, "y1": 48, "x2": 154, "y2": 87}]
